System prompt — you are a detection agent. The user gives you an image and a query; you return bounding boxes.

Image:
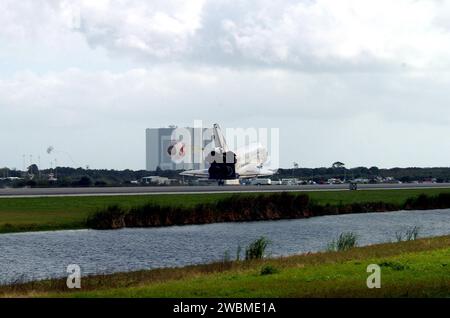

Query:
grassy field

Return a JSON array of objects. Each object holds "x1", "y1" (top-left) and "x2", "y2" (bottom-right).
[
  {"x1": 1, "y1": 188, "x2": 450, "y2": 233},
  {"x1": 2, "y1": 235, "x2": 449, "y2": 298}
]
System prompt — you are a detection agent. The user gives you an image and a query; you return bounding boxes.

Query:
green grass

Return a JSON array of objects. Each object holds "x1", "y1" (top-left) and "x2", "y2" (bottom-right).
[
  {"x1": 0, "y1": 193, "x2": 229, "y2": 233},
  {"x1": 1, "y1": 188, "x2": 450, "y2": 233},
  {"x1": 86, "y1": 249, "x2": 448, "y2": 298},
  {"x1": 1, "y1": 235, "x2": 449, "y2": 298}
]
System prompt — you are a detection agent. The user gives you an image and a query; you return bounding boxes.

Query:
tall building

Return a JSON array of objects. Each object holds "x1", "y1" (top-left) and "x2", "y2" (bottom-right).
[{"x1": 146, "y1": 126, "x2": 213, "y2": 171}]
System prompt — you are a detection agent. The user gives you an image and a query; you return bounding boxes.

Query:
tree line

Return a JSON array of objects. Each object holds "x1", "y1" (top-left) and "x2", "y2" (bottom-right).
[{"x1": 1, "y1": 165, "x2": 450, "y2": 188}]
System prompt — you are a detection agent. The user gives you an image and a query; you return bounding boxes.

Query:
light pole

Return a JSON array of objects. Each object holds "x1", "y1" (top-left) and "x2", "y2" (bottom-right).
[{"x1": 293, "y1": 162, "x2": 299, "y2": 178}]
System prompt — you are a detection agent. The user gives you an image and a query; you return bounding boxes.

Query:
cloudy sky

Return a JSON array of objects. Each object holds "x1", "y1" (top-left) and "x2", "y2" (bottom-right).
[{"x1": 1, "y1": 0, "x2": 450, "y2": 170}]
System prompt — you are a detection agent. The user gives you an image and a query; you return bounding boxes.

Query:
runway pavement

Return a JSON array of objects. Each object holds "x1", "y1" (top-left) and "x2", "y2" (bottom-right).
[{"x1": 1, "y1": 182, "x2": 450, "y2": 198}]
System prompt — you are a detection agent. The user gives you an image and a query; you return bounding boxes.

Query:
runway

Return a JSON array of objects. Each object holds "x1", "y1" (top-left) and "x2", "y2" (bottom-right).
[{"x1": 1, "y1": 183, "x2": 450, "y2": 198}]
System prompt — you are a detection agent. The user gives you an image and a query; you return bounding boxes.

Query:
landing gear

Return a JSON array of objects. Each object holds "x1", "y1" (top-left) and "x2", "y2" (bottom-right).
[
  {"x1": 208, "y1": 151, "x2": 237, "y2": 180},
  {"x1": 218, "y1": 180, "x2": 225, "y2": 186}
]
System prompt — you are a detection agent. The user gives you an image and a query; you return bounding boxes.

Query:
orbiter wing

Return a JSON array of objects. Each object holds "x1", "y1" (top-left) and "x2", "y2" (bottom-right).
[{"x1": 179, "y1": 169, "x2": 209, "y2": 178}]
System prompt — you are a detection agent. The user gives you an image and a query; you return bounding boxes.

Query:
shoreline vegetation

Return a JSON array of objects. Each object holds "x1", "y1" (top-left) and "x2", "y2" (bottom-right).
[
  {"x1": 86, "y1": 192, "x2": 450, "y2": 230},
  {"x1": 1, "y1": 188, "x2": 450, "y2": 233},
  {"x1": 1, "y1": 235, "x2": 449, "y2": 298}
]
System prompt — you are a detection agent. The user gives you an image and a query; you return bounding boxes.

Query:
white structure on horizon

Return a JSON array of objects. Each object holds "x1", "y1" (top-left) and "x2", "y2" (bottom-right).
[{"x1": 141, "y1": 176, "x2": 171, "y2": 185}]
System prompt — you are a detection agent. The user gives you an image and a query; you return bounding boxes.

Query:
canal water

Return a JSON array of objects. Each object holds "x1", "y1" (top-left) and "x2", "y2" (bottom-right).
[{"x1": 1, "y1": 209, "x2": 449, "y2": 284}]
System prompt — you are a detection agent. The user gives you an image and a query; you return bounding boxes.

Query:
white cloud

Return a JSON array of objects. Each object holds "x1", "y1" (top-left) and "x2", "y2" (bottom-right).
[
  {"x1": 3, "y1": 0, "x2": 450, "y2": 69},
  {"x1": 2, "y1": 66, "x2": 450, "y2": 169},
  {"x1": 77, "y1": 0, "x2": 205, "y2": 59},
  {"x1": 63, "y1": 0, "x2": 450, "y2": 69}
]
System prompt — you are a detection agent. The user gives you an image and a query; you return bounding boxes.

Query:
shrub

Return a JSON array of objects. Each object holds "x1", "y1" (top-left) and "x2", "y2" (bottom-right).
[
  {"x1": 404, "y1": 194, "x2": 433, "y2": 210},
  {"x1": 86, "y1": 205, "x2": 126, "y2": 230},
  {"x1": 403, "y1": 193, "x2": 450, "y2": 210},
  {"x1": 84, "y1": 191, "x2": 450, "y2": 231},
  {"x1": 327, "y1": 232, "x2": 358, "y2": 252},
  {"x1": 125, "y1": 203, "x2": 162, "y2": 227},
  {"x1": 436, "y1": 193, "x2": 450, "y2": 209},
  {"x1": 260, "y1": 265, "x2": 279, "y2": 276},
  {"x1": 245, "y1": 237, "x2": 270, "y2": 260}
]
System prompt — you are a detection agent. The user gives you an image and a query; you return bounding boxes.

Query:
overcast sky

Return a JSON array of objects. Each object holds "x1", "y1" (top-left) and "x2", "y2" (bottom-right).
[{"x1": 1, "y1": 0, "x2": 450, "y2": 170}]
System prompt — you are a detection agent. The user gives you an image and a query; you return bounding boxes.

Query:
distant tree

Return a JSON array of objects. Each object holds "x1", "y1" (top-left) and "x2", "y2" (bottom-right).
[
  {"x1": 28, "y1": 164, "x2": 39, "y2": 176},
  {"x1": 400, "y1": 176, "x2": 411, "y2": 183},
  {"x1": 369, "y1": 166, "x2": 380, "y2": 176},
  {"x1": 77, "y1": 176, "x2": 92, "y2": 187},
  {"x1": 332, "y1": 162, "x2": 345, "y2": 169},
  {"x1": 57, "y1": 177, "x2": 72, "y2": 187},
  {"x1": 25, "y1": 179, "x2": 37, "y2": 187}
]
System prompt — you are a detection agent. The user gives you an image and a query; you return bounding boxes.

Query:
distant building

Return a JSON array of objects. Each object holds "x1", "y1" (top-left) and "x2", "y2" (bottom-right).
[
  {"x1": 48, "y1": 173, "x2": 57, "y2": 182},
  {"x1": 141, "y1": 176, "x2": 171, "y2": 185},
  {"x1": 145, "y1": 126, "x2": 213, "y2": 171}
]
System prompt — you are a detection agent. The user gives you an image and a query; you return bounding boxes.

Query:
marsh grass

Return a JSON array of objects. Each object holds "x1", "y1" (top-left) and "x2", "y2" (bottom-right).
[
  {"x1": 222, "y1": 250, "x2": 231, "y2": 263},
  {"x1": 85, "y1": 191, "x2": 450, "y2": 231},
  {"x1": 395, "y1": 231, "x2": 403, "y2": 242},
  {"x1": 2, "y1": 189, "x2": 450, "y2": 233},
  {"x1": 396, "y1": 226, "x2": 420, "y2": 242},
  {"x1": 406, "y1": 226, "x2": 420, "y2": 241},
  {"x1": 327, "y1": 232, "x2": 358, "y2": 252},
  {"x1": 404, "y1": 193, "x2": 450, "y2": 210},
  {"x1": 236, "y1": 244, "x2": 242, "y2": 261},
  {"x1": 86, "y1": 205, "x2": 126, "y2": 230},
  {"x1": 245, "y1": 237, "x2": 270, "y2": 260},
  {"x1": 86, "y1": 193, "x2": 313, "y2": 230},
  {"x1": 84, "y1": 193, "x2": 404, "y2": 230}
]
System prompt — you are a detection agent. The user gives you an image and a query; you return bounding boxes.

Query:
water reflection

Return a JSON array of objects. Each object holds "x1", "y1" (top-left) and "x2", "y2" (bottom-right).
[{"x1": 0, "y1": 209, "x2": 449, "y2": 284}]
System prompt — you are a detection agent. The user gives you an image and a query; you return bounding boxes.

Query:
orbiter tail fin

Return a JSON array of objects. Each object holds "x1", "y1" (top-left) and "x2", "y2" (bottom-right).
[{"x1": 212, "y1": 123, "x2": 229, "y2": 152}]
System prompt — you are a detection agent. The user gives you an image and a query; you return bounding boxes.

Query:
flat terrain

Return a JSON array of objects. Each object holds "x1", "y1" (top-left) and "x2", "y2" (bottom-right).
[
  {"x1": 1, "y1": 182, "x2": 450, "y2": 198},
  {"x1": 1, "y1": 235, "x2": 449, "y2": 298},
  {"x1": 1, "y1": 188, "x2": 450, "y2": 233}
]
